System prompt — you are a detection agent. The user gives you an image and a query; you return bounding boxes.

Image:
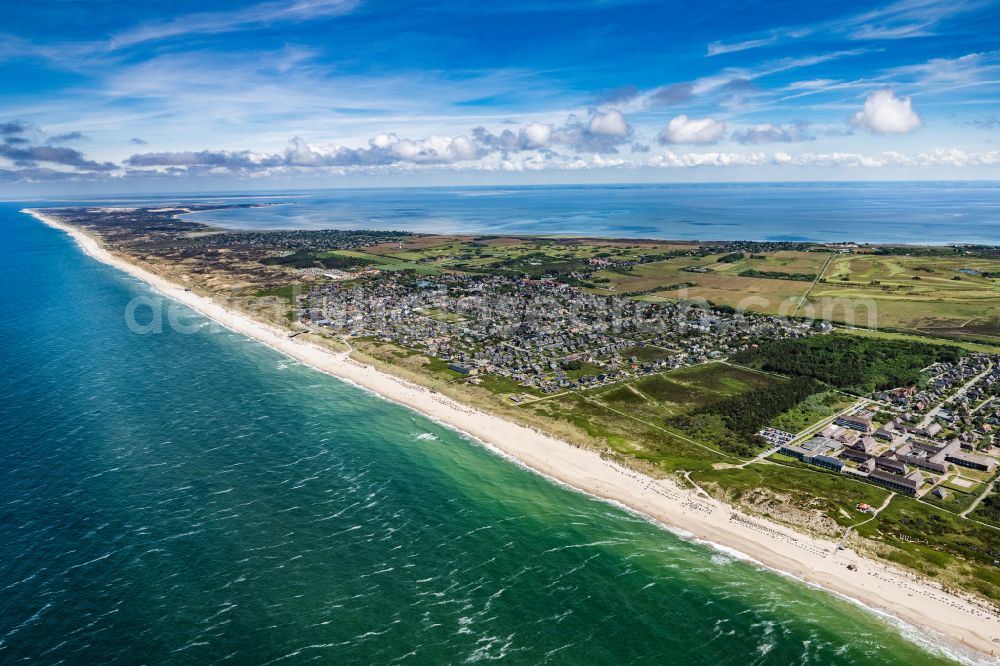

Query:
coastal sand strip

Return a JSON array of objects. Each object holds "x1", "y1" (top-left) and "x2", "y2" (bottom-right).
[{"x1": 24, "y1": 209, "x2": 1000, "y2": 663}]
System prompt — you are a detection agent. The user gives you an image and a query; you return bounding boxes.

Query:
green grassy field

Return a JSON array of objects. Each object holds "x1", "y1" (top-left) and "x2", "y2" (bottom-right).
[
  {"x1": 586, "y1": 362, "x2": 778, "y2": 421},
  {"x1": 415, "y1": 307, "x2": 468, "y2": 323},
  {"x1": 837, "y1": 326, "x2": 1000, "y2": 354},
  {"x1": 619, "y1": 343, "x2": 678, "y2": 361},
  {"x1": 589, "y1": 252, "x2": 823, "y2": 313},
  {"x1": 768, "y1": 390, "x2": 853, "y2": 433},
  {"x1": 924, "y1": 483, "x2": 981, "y2": 515},
  {"x1": 970, "y1": 490, "x2": 1000, "y2": 529},
  {"x1": 361, "y1": 235, "x2": 696, "y2": 277},
  {"x1": 252, "y1": 284, "x2": 302, "y2": 322},
  {"x1": 943, "y1": 475, "x2": 985, "y2": 494},
  {"x1": 329, "y1": 249, "x2": 442, "y2": 274},
  {"x1": 809, "y1": 254, "x2": 1000, "y2": 342},
  {"x1": 521, "y1": 390, "x2": 724, "y2": 470}
]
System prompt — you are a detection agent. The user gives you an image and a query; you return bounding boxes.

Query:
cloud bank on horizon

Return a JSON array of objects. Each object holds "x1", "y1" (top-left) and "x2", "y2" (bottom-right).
[{"x1": 2, "y1": 0, "x2": 1000, "y2": 189}]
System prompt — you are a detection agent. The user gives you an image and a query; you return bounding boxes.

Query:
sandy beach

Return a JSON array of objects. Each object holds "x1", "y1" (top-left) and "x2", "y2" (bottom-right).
[{"x1": 25, "y1": 208, "x2": 1000, "y2": 663}]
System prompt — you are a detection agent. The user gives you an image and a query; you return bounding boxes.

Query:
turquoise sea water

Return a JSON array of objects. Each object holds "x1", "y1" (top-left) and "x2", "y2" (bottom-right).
[{"x1": 0, "y1": 202, "x2": 985, "y2": 664}]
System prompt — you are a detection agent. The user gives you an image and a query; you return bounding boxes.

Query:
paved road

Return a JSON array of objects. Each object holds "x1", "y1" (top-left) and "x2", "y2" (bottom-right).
[
  {"x1": 918, "y1": 359, "x2": 993, "y2": 429},
  {"x1": 733, "y1": 399, "x2": 866, "y2": 470}
]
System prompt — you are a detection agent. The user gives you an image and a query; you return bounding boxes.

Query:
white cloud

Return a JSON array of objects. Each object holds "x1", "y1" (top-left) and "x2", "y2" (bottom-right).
[
  {"x1": 657, "y1": 115, "x2": 727, "y2": 145},
  {"x1": 128, "y1": 133, "x2": 485, "y2": 171},
  {"x1": 649, "y1": 151, "x2": 767, "y2": 167},
  {"x1": 913, "y1": 148, "x2": 1000, "y2": 166},
  {"x1": 21, "y1": 91, "x2": 999, "y2": 183},
  {"x1": 841, "y1": 0, "x2": 966, "y2": 40},
  {"x1": 590, "y1": 153, "x2": 626, "y2": 167},
  {"x1": 588, "y1": 109, "x2": 629, "y2": 137},
  {"x1": 646, "y1": 148, "x2": 1000, "y2": 170},
  {"x1": 691, "y1": 49, "x2": 868, "y2": 97},
  {"x1": 600, "y1": 50, "x2": 865, "y2": 114},
  {"x1": 390, "y1": 134, "x2": 480, "y2": 164},
  {"x1": 851, "y1": 89, "x2": 923, "y2": 134},
  {"x1": 296, "y1": 133, "x2": 482, "y2": 166},
  {"x1": 889, "y1": 53, "x2": 991, "y2": 85},
  {"x1": 110, "y1": 0, "x2": 359, "y2": 49},
  {"x1": 786, "y1": 78, "x2": 838, "y2": 90},
  {"x1": 522, "y1": 122, "x2": 552, "y2": 148},
  {"x1": 16, "y1": 141, "x2": 1000, "y2": 183},
  {"x1": 475, "y1": 109, "x2": 633, "y2": 153},
  {"x1": 731, "y1": 122, "x2": 813, "y2": 144},
  {"x1": 701, "y1": 0, "x2": 979, "y2": 58},
  {"x1": 781, "y1": 152, "x2": 893, "y2": 167},
  {"x1": 764, "y1": 149, "x2": 1000, "y2": 168},
  {"x1": 706, "y1": 37, "x2": 779, "y2": 56}
]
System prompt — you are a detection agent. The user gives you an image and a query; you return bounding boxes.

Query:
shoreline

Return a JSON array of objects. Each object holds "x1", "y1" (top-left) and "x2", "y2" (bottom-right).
[{"x1": 24, "y1": 208, "x2": 1000, "y2": 663}]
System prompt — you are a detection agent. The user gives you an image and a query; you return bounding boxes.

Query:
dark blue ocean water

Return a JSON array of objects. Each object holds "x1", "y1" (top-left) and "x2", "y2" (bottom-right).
[
  {"x1": 166, "y1": 183, "x2": 1000, "y2": 244},
  {"x1": 0, "y1": 201, "x2": 984, "y2": 664}
]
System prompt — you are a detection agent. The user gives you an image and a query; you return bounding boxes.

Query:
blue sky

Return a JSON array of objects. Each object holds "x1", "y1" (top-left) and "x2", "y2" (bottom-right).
[{"x1": 2, "y1": 0, "x2": 1000, "y2": 191}]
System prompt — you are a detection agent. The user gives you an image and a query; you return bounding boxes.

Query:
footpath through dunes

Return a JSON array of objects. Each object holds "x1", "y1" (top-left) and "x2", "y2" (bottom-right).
[{"x1": 17, "y1": 208, "x2": 1000, "y2": 663}]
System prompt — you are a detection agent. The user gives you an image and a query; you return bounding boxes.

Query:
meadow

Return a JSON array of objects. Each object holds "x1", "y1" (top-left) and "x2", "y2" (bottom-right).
[
  {"x1": 318, "y1": 234, "x2": 1000, "y2": 347},
  {"x1": 589, "y1": 251, "x2": 825, "y2": 314},
  {"x1": 586, "y1": 362, "x2": 778, "y2": 422},
  {"x1": 809, "y1": 253, "x2": 1000, "y2": 342}
]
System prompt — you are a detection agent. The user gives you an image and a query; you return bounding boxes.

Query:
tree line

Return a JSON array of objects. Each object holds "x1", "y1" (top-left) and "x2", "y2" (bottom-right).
[
  {"x1": 730, "y1": 335, "x2": 962, "y2": 394},
  {"x1": 667, "y1": 377, "x2": 821, "y2": 457}
]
